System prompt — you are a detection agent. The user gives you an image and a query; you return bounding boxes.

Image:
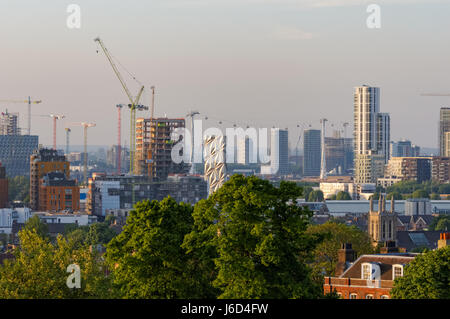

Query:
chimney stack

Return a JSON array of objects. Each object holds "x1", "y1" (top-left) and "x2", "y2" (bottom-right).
[
  {"x1": 438, "y1": 232, "x2": 450, "y2": 249},
  {"x1": 335, "y1": 243, "x2": 356, "y2": 277}
]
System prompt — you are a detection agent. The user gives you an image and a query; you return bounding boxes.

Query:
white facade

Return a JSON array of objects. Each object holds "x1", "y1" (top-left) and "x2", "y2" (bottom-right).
[
  {"x1": 0, "y1": 207, "x2": 31, "y2": 234},
  {"x1": 404, "y1": 199, "x2": 432, "y2": 216},
  {"x1": 354, "y1": 86, "x2": 380, "y2": 155},
  {"x1": 237, "y1": 137, "x2": 256, "y2": 165},
  {"x1": 96, "y1": 180, "x2": 120, "y2": 217},
  {"x1": 33, "y1": 212, "x2": 97, "y2": 226}
]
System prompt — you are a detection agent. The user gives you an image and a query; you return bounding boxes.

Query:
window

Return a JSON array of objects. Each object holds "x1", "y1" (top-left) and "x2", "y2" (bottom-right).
[
  {"x1": 362, "y1": 263, "x2": 372, "y2": 280},
  {"x1": 349, "y1": 293, "x2": 358, "y2": 299},
  {"x1": 380, "y1": 295, "x2": 389, "y2": 299},
  {"x1": 365, "y1": 294, "x2": 374, "y2": 299},
  {"x1": 393, "y1": 264, "x2": 403, "y2": 280},
  {"x1": 336, "y1": 293, "x2": 342, "y2": 299}
]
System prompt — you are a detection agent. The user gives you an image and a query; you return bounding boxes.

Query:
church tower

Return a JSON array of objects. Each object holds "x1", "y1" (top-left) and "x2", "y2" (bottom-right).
[{"x1": 368, "y1": 194, "x2": 397, "y2": 246}]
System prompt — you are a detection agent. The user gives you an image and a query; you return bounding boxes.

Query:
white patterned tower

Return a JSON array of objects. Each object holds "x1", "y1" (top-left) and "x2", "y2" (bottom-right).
[{"x1": 204, "y1": 135, "x2": 227, "y2": 195}]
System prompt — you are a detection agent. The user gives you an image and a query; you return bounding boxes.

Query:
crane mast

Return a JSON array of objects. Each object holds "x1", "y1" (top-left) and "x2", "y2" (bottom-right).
[{"x1": 94, "y1": 37, "x2": 145, "y2": 175}]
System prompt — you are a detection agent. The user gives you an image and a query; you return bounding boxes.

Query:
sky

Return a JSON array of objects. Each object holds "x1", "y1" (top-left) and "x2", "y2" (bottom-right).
[{"x1": 1, "y1": 0, "x2": 450, "y2": 149}]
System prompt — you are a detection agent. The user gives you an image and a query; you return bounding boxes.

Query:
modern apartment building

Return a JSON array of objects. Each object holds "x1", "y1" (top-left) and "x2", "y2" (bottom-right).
[
  {"x1": 135, "y1": 117, "x2": 188, "y2": 180},
  {"x1": 353, "y1": 86, "x2": 390, "y2": 182},
  {"x1": 303, "y1": 129, "x2": 321, "y2": 177},
  {"x1": 30, "y1": 148, "x2": 70, "y2": 211},
  {"x1": 383, "y1": 157, "x2": 431, "y2": 183},
  {"x1": 390, "y1": 140, "x2": 420, "y2": 158},
  {"x1": 38, "y1": 172, "x2": 80, "y2": 212},
  {"x1": 0, "y1": 135, "x2": 39, "y2": 177},
  {"x1": 431, "y1": 156, "x2": 450, "y2": 183},
  {"x1": 270, "y1": 128, "x2": 288, "y2": 176},
  {"x1": 0, "y1": 110, "x2": 21, "y2": 135}
]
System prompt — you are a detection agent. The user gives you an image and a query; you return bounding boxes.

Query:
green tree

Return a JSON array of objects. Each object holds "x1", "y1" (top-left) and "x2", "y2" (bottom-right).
[
  {"x1": 0, "y1": 229, "x2": 112, "y2": 299},
  {"x1": 24, "y1": 215, "x2": 48, "y2": 239},
  {"x1": 429, "y1": 215, "x2": 450, "y2": 232},
  {"x1": 391, "y1": 246, "x2": 450, "y2": 299},
  {"x1": 411, "y1": 189, "x2": 429, "y2": 199},
  {"x1": 308, "y1": 190, "x2": 324, "y2": 202},
  {"x1": 106, "y1": 197, "x2": 210, "y2": 299},
  {"x1": 328, "y1": 194, "x2": 337, "y2": 200},
  {"x1": 183, "y1": 175, "x2": 323, "y2": 299},
  {"x1": 305, "y1": 222, "x2": 374, "y2": 278},
  {"x1": 7, "y1": 176, "x2": 30, "y2": 204},
  {"x1": 336, "y1": 191, "x2": 352, "y2": 200},
  {"x1": 387, "y1": 192, "x2": 403, "y2": 200},
  {"x1": 430, "y1": 193, "x2": 441, "y2": 200}
]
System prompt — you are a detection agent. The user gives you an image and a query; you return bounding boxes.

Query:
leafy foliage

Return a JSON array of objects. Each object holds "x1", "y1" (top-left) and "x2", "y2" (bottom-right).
[
  {"x1": 336, "y1": 191, "x2": 352, "y2": 200},
  {"x1": 0, "y1": 229, "x2": 112, "y2": 299},
  {"x1": 106, "y1": 197, "x2": 211, "y2": 299},
  {"x1": 308, "y1": 190, "x2": 324, "y2": 202},
  {"x1": 305, "y1": 222, "x2": 374, "y2": 278},
  {"x1": 183, "y1": 175, "x2": 323, "y2": 299},
  {"x1": 8, "y1": 176, "x2": 30, "y2": 204},
  {"x1": 391, "y1": 246, "x2": 450, "y2": 299},
  {"x1": 429, "y1": 215, "x2": 450, "y2": 232}
]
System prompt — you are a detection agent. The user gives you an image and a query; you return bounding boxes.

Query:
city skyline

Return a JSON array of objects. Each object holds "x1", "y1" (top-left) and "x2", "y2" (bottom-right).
[{"x1": 1, "y1": 1, "x2": 450, "y2": 147}]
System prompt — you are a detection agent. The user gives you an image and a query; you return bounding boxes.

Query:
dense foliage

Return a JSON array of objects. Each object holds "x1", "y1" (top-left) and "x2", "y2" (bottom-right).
[
  {"x1": 8, "y1": 176, "x2": 30, "y2": 204},
  {"x1": 391, "y1": 246, "x2": 450, "y2": 299}
]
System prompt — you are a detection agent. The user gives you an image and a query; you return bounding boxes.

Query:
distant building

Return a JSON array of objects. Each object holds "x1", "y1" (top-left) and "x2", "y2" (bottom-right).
[
  {"x1": 439, "y1": 107, "x2": 450, "y2": 156},
  {"x1": 0, "y1": 135, "x2": 39, "y2": 177},
  {"x1": 38, "y1": 172, "x2": 80, "y2": 212},
  {"x1": 303, "y1": 129, "x2": 321, "y2": 177},
  {"x1": 271, "y1": 129, "x2": 288, "y2": 176},
  {"x1": 404, "y1": 198, "x2": 432, "y2": 216},
  {"x1": 88, "y1": 173, "x2": 208, "y2": 217},
  {"x1": 431, "y1": 156, "x2": 450, "y2": 183},
  {"x1": 382, "y1": 157, "x2": 431, "y2": 184},
  {"x1": 135, "y1": 117, "x2": 188, "y2": 180},
  {"x1": 324, "y1": 132, "x2": 353, "y2": 175},
  {"x1": 397, "y1": 215, "x2": 434, "y2": 232},
  {"x1": 0, "y1": 165, "x2": 7, "y2": 208},
  {"x1": 30, "y1": 148, "x2": 70, "y2": 211},
  {"x1": 237, "y1": 137, "x2": 255, "y2": 165},
  {"x1": 0, "y1": 207, "x2": 31, "y2": 234},
  {"x1": 353, "y1": 86, "x2": 390, "y2": 182},
  {"x1": 390, "y1": 140, "x2": 420, "y2": 158},
  {"x1": 0, "y1": 110, "x2": 21, "y2": 135},
  {"x1": 354, "y1": 152, "x2": 385, "y2": 184},
  {"x1": 33, "y1": 212, "x2": 97, "y2": 227}
]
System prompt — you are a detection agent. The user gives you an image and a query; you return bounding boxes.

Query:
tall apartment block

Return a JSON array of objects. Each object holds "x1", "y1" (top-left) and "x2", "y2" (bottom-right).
[
  {"x1": 439, "y1": 107, "x2": 450, "y2": 156},
  {"x1": 135, "y1": 118, "x2": 188, "y2": 180},
  {"x1": 303, "y1": 129, "x2": 321, "y2": 177},
  {"x1": 270, "y1": 129, "x2": 289, "y2": 176},
  {"x1": 30, "y1": 148, "x2": 70, "y2": 211},
  {"x1": 0, "y1": 164, "x2": 8, "y2": 208},
  {"x1": 0, "y1": 110, "x2": 21, "y2": 135},
  {"x1": 237, "y1": 137, "x2": 255, "y2": 165},
  {"x1": 353, "y1": 85, "x2": 390, "y2": 183}
]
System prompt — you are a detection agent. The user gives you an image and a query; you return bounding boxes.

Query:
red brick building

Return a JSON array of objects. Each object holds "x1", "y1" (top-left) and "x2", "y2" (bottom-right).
[
  {"x1": 39, "y1": 172, "x2": 80, "y2": 212},
  {"x1": 323, "y1": 243, "x2": 417, "y2": 299}
]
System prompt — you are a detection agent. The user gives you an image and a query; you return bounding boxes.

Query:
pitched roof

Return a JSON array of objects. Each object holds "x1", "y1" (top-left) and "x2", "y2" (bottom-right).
[
  {"x1": 340, "y1": 253, "x2": 418, "y2": 281},
  {"x1": 397, "y1": 231, "x2": 441, "y2": 251}
]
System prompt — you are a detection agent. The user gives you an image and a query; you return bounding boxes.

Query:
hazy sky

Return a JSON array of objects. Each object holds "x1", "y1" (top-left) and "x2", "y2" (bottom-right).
[{"x1": 1, "y1": 0, "x2": 450, "y2": 148}]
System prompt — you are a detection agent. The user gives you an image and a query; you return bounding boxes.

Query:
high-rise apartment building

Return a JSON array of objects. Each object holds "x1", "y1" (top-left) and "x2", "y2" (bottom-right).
[
  {"x1": 0, "y1": 135, "x2": 39, "y2": 177},
  {"x1": 303, "y1": 129, "x2": 321, "y2": 177},
  {"x1": 237, "y1": 137, "x2": 255, "y2": 165},
  {"x1": 135, "y1": 118, "x2": 188, "y2": 180},
  {"x1": 353, "y1": 86, "x2": 390, "y2": 182},
  {"x1": 431, "y1": 157, "x2": 450, "y2": 184},
  {"x1": 439, "y1": 107, "x2": 450, "y2": 156},
  {"x1": 269, "y1": 129, "x2": 289, "y2": 176},
  {"x1": 0, "y1": 110, "x2": 21, "y2": 136},
  {"x1": 30, "y1": 148, "x2": 70, "y2": 211}
]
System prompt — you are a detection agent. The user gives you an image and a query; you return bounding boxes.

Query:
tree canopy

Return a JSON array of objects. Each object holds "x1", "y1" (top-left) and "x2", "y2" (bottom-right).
[
  {"x1": 183, "y1": 175, "x2": 323, "y2": 299},
  {"x1": 391, "y1": 246, "x2": 450, "y2": 299}
]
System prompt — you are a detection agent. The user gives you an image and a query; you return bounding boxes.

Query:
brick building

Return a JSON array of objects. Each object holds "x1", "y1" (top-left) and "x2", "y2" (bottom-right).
[
  {"x1": 30, "y1": 148, "x2": 70, "y2": 211},
  {"x1": 323, "y1": 243, "x2": 417, "y2": 299},
  {"x1": 383, "y1": 157, "x2": 431, "y2": 183},
  {"x1": 38, "y1": 172, "x2": 80, "y2": 212}
]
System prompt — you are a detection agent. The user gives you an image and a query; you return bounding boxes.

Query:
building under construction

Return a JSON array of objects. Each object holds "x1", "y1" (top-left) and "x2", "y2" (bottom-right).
[{"x1": 135, "y1": 117, "x2": 188, "y2": 180}]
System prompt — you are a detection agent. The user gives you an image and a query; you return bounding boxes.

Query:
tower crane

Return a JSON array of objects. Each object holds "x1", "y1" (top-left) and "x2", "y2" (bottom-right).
[
  {"x1": 94, "y1": 37, "x2": 145, "y2": 175},
  {"x1": 35, "y1": 114, "x2": 65, "y2": 150},
  {"x1": 70, "y1": 122, "x2": 96, "y2": 186},
  {"x1": 0, "y1": 97, "x2": 42, "y2": 135},
  {"x1": 187, "y1": 111, "x2": 200, "y2": 174}
]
